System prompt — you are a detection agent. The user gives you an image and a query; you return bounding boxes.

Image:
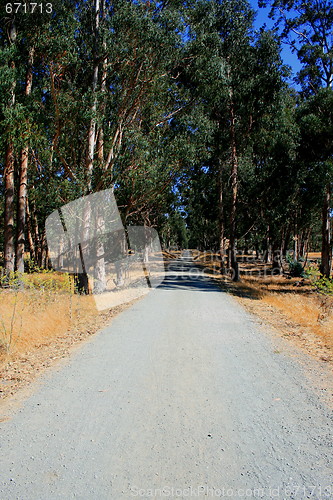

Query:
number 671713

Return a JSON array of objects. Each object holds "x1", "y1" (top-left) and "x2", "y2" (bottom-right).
[{"x1": 5, "y1": 3, "x2": 53, "y2": 14}]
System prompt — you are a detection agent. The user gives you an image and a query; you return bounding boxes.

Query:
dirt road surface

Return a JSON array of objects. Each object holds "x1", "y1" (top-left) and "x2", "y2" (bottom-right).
[{"x1": 1, "y1": 252, "x2": 332, "y2": 499}]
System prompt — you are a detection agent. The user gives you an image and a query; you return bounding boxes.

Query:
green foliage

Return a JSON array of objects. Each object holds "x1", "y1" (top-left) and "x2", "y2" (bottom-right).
[
  {"x1": 0, "y1": 267, "x2": 74, "y2": 293},
  {"x1": 304, "y1": 265, "x2": 320, "y2": 281},
  {"x1": 160, "y1": 211, "x2": 189, "y2": 249},
  {"x1": 261, "y1": 0, "x2": 333, "y2": 93},
  {"x1": 25, "y1": 257, "x2": 44, "y2": 274},
  {"x1": 0, "y1": 269, "x2": 25, "y2": 289},
  {"x1": 304, "y1": 266, "x2": 333, "y2": 296},
  {"x1": 313, "y1": 277, "x2": 333, "y2": 297},
  {"x1": 288, "y1": 260, "x2": 304, "y2": 278}
]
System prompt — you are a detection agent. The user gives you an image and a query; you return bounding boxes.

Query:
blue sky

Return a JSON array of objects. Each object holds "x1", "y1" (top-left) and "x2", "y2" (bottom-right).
[{"x1": 249, "y1": 0, "x2": 302, "y2": 88}]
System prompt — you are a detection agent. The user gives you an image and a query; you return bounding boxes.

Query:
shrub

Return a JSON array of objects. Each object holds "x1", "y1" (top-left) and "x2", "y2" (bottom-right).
[
  {"x1": 288, "y1": 260, "x2": 304, "y2": 277},
  {"x1": 0, "y1": 269, "x2": 75, "y2": 353},
  {"x1": 25, "y1": 257, "x2": 40, "y2": 273},
  {"x1": 304, "y1": 265, "x2": 320, "y2": 280},
  {"x1": 314, "y1": 276, "x2": 333, "y2": 296}
]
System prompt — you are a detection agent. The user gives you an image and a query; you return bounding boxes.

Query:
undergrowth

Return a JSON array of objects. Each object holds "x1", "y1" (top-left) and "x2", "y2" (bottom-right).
[{"x1": 0, "y1": 268, "x2": 76, "y2": 354}]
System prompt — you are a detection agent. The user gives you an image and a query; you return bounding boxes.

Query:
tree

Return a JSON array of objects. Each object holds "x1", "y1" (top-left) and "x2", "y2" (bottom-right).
[
  {"x1": 261, "y1": 0, "x2": 333, "y2": 276},
  {"x1": 247, "y1": 88, "x2": 299, "y2": 271},
  {"x1": 1, "y1": 0, "x2": 79, "y2": 273},
  {"x1": 15, "y1": 45, "x2": 34, "y2": 273},
  {"x1": 297, "y1": 88, "x2": 333, "y2": 276},
  {"x1": 2, "y1": 23, "x2": 17, "y2": 273},
  {"x1": 185, "y1": 0, "x2": 289, "y2": 279}
]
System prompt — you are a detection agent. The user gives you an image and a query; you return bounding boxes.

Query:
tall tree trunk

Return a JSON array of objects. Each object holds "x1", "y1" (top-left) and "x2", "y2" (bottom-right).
[
  {"x1": 255, "y1": 244, "x2": 259, "y2": 259},
  {"x1": 271, "y1": 240, "x2": 282, "y2": 274},
  {"x1": 77, "y1": 0, "x2": 101, "y2": 294},
  {"x1": 96, "y1": 0, "x2": 107, "y2": 166},
  {"x1": 228, "y1": 92, "x2": 239, "y2": 282},
  {"x1": 16, "y1": 46, "x2": 34, "y2": 273},
  {"x1": 300, "y1": 227, "x2": 311, "y2": 259},
  {"x1": 320, "y1": 183, "x2": 332, "y2": 278},
  {"x1": 26, "y1": 197, "x2": 35, "y2": 261},
  {"x1": 77, "y1": 199, "x2": 92, "y2": 295},
  {"x1": 264, "y1": 226, "x2": 272, "y2": 264},
  {"x1": 113, "y1": 228, "x2": 128, "y2": 288},
  {"x1": 93, "y1": 206, "x2": 106, "y2": 293},
  {"x1": 96, "y1": 54, "x2": 107, "y2": 164},
  {"x1": 40, "y1": 228, "x2": 48, "y2": 269},
  {"x1": 84, "y1": 0, "x2": 108, "y2": 294},
  {"x1": 4, "y1": 143, "x2": 15, "y2": 272},
  {"x1": 15, "y1": 147, "x2": 28, "y2": 273},
  {"x1": 293, "y1": 235, "x2": 299, "y2": 261},
  {"x1": 4, "y1": 56, "x2": 16, "y2": 273},
  {"x1": 31, "y1": 200, "x2": 42, "y2": 267},
  {"x1": 86, "y1": 0, "x2": 100, "y2": 192},
  {"x1": 217, "y1": 158, "x2": 226, "y2": 273},
  {"x1": 293, "y1": 211, "x2": 299, "y2": 261},
  {"x1": 282, "y1": 225, "x2": 291, "y2": 258}
]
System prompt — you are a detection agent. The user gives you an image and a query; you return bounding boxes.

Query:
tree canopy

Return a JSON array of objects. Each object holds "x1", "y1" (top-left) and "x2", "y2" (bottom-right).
[{"x1": 0, "y1": 0, "x2": 332, "y2": 283}]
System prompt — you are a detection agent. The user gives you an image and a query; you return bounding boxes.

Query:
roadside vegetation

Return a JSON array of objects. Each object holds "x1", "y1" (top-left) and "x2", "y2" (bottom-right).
[{"x1": 0, "y1": 269, "x2": 81, "y2": 354}]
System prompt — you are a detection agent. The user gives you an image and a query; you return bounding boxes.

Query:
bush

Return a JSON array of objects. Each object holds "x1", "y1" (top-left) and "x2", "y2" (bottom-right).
[
  {"x1": 288, "y1": 260, "x2": 304, "y2": 277},
  {"x1": 304, "y1": 265, "x2": 320, "y2": 280},
  {"x1": 304, "y1": 266, "x2": 333, "y2": 296},
  {"x1": 314, "y1": 276, "x2": 333, "y2": 296},
  {"x1": 0, "y1": 266, "x2": 74, "y2": 293},
  {"x1": 25, "y1": 257, "x2": 40, "y2": 273}
]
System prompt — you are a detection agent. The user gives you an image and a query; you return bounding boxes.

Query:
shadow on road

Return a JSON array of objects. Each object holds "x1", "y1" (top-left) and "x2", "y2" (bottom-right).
[{"x1": 158, "y1": 259, "x2": 223, "y2": 292}]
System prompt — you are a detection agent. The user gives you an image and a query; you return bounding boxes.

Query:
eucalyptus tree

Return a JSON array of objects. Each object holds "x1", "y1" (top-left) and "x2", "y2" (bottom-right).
[
  {"x1": 0, "y1": 0, "x2": 79, "y2": 272},
  {"x1": 296, "y1": 88, "x2": 333, "y2": 275},
  {"x1": 0, "y1": 37, "x2": 16, "y2": 272},
  {"x1": 184, "y1": 0, "x2": 289, "y2": 279},
  {"x1": 260, "y1": 0, "x2": 333, "y2": 276},
  {"x1": 246, "y1": 88, "x2": 299, "y2": 270},
  {"x1": 59, "y1": 0, "x2": 192, "y2": 289}
]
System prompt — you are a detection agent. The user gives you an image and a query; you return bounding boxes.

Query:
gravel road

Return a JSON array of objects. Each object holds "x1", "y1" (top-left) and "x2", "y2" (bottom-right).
[{"x1": 1, "y1": 251, "x2": 332, "y2": 500}]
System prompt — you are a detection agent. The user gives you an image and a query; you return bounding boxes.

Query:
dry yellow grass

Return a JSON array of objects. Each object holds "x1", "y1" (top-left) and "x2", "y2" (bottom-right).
[
  {"x1": 0, "y1": 255, "x2": 167, "y2": 364},
  {"x1": 239, "y1": 276, "x2": 333, "y2": 347},
  {"x1": 0, "y1": 287, "x2": 97, "y2": 361}
]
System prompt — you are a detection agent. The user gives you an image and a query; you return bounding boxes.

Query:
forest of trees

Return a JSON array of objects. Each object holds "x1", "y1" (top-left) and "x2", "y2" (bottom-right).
[{"x1": 0, "y1": 0, "x2": 332, "y2": 284}]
